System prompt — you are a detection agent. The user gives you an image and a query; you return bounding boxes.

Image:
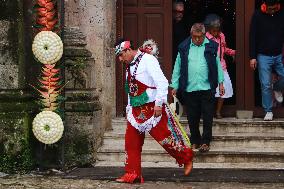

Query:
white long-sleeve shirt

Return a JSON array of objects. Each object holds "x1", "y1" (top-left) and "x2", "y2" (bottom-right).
[{"x1": 127, "y1": 50, "x2": 169, "y2": 107}]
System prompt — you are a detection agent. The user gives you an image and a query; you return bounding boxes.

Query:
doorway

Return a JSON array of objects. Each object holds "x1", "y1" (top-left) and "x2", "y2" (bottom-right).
[
  {"x1": 116, "y1": 0, "x2": 284, "y2": 117},
  {"x1": 116, "y1": 0, "x2": 243, "y2": 117},
  {"x1": 116, "y1": 0, "x2": 172, "y2": 116},
  {"x1": 254, "y1": 0, "x2": 284, "y2": 110},
  {"x1": 241, "y1": 0, "x2": 284, "y2": 117},
  {"x1": 177, "y1": 0, "x2": 237, "y2": 106}
]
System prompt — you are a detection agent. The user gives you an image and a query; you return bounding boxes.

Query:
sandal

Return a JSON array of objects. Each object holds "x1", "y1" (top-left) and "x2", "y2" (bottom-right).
[
  {"x1": 199, "y1": 144, "x2": 210, "y2": 153},
  {"x1": 191, "y1": 144, "x2": 200, "y2": 151}
]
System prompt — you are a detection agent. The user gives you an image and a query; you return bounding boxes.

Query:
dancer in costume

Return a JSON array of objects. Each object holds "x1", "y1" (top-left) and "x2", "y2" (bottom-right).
[{"x1": 115, "y1": 39, "x2": 193, "y2": 184}]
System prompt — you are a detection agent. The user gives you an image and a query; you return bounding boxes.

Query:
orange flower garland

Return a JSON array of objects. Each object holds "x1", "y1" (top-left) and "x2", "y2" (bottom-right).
[{"x1": 35, "y1": 0, "x2": 58, "y2": 32}]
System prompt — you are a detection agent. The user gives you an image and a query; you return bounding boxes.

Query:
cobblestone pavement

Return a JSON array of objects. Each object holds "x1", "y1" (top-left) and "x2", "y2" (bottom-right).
[{"x1": 1, "y1": 175, "x2": 284, "y2": 189}]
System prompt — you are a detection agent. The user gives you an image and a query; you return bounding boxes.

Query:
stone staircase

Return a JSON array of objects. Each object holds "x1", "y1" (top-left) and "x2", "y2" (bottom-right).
[{"x1": 96, "y1": 117, "x2": 284, "y2": 170}]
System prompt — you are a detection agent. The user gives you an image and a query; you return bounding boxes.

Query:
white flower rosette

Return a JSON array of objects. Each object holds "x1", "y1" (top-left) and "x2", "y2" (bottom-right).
[
  {"x1": 169, "y1": 95, "x2": 183, "y2": 119},
  {"x1": 32, "y1": 111, "x2": 64, "y2": 144},
  {"x1": 32, "y1": 31, "x2": 63, "y2": 64}
]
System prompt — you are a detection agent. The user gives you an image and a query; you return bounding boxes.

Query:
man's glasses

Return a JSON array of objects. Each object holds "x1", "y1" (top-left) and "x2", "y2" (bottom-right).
[{"x1": 174, "y1": 10, "x2": 184, "y2": 14}]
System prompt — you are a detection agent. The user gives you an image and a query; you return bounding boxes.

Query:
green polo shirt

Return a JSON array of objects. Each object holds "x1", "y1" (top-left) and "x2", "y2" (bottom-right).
[{"x1": 170, "y1": 38, "x2": 224, "y2": 92}]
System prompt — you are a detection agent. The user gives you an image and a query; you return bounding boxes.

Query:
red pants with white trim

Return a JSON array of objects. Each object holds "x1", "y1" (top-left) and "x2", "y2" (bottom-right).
[{"x1": 124, "y1": 108, "x2": 193, "y2": 175}]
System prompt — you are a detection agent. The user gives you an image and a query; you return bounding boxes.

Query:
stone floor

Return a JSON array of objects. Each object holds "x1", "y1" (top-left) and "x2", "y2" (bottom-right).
[
  {"x1": 66, "y1": 167, "x2": 284, "y2": 183},
  {"x1": 0, "y1": 175, "x2": 284, "y2": 189},
  {"x1": 1, "y1": 167, "x2": 284, "y2": 189}
]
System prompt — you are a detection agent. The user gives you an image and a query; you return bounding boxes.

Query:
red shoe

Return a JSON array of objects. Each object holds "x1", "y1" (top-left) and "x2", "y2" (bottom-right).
[{"x1": 116, "y1": 173, "x2": 144, "y2": 184}]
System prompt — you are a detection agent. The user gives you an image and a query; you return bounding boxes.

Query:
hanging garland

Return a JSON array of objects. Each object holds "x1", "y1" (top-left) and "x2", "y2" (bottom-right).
[
  {"x1": 31, "y1": 0, "x2": 64, "y2": 144},
  {"x1": 32, "y1": 31, "x2": 63, "y2": 64},
  {"x1": 35, "y1": 0, "x2": 58, "y2": 32},
  {"x1": 32, "y1": 111, "x2": 64, "y2": 144}
]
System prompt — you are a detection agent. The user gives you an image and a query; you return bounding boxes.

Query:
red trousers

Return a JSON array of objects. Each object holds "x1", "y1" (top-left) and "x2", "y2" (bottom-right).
[{"x1": 125, "y1": 107, "x2": 193, "y2": 175}]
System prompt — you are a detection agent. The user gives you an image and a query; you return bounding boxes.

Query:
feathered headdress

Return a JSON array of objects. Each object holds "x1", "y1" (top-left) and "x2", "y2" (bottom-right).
[{"x1": 140, "y1": 39, "x2": 159, "y2": 58}]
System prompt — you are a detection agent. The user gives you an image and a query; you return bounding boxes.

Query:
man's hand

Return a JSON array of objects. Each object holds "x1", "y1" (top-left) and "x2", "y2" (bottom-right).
[
  {"x1": 172, "y1": 89, "x2": 177, "y2": 96},
  {"x1": 232, "y1": 55, "x2": 236, "y2": 63},
  {"x1": 154, "y1": 106, "x2": 162, "y2": 117},
  {"x1": 219, "y1": 83, "x2": 225, "y2": 96},
  {"x1": 250, "y1": 59, "x2": 257, "y2": 70}
]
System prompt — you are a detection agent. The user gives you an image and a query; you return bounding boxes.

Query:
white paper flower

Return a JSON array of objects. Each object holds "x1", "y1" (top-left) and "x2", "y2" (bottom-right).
[
  {"x1": 32, "y1": 111, "x2": 64, "y2": 144},
  {"x1": 32, "y1": 31, "x2": 63, "y2": 64},
  {"x1": 169, "y1": 96, "x2": 183, "y2": 119}
]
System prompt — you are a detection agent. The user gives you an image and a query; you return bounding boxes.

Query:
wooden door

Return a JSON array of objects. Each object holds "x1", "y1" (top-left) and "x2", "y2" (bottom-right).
[{"x1": 116, "y1": 0, "x2": 172, "y2": 116}]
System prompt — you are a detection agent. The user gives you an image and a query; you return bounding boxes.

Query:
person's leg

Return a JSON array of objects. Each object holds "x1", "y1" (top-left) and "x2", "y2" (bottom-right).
[
  {"x1": 257, "y1": 54, "x2": 274, "y2": 113},
  {"x1": 185, "y1": 91, "x2": 202, "y2": 146},
  {"x1": 273, "y1": 54, "x2": 284, "y2": 91},
  {"x1": 116, "y1": 122, "x2": 145, "y2": 183},
  {"x1": 215, "y1": 71, "x2": 233, "y2": 118},
  {"x1": 200, "y1": 90, "x2": 215, "y2": 148},
  {"x1": 216, "y1": 97, "x2": 224, "y2": 119},
  {"x1": 149, "y1": 109, "x2": 193, "y2": 175}
]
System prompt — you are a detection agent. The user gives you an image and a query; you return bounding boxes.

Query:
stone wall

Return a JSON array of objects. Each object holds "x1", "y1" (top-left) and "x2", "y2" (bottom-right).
[
  {"x1": 0, "y1": 0, "x2": 24, "y2": 89},
  {"x1": 0, "y1": 0, "x2": 116, "y2": 172},
  {"x1": 0, "y1": 0, "x2": 35, "y2": 173}
]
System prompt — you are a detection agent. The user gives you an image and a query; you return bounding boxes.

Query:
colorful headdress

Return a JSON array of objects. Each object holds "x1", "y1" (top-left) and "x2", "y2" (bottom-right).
[
  {"x1": 140, "y1": 39, "x2": 159, "y2": 58},
  {"x1": 115, "y1": 41, "x2": 131, "y2": 56}
]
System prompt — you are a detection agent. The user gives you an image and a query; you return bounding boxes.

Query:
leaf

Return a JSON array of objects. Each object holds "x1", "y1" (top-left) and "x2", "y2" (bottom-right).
[
  {"x1": 41, "y1": 98, "x2": 57, "y2": 104},
  {"x1": 33, "y1": 24, "x2": 44, "y2": 29},
  {"x1": 33, "y1": 4, "x2": 42, "y2": 9}
]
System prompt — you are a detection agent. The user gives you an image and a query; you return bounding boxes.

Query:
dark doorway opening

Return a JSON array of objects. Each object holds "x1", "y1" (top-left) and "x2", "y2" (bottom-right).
[
  {"x1": 254, "y1": 0, "x2": 284, "y2": 108},
  {"x1": 173, "y1": 0, "x2": 236, "y2": 105}
]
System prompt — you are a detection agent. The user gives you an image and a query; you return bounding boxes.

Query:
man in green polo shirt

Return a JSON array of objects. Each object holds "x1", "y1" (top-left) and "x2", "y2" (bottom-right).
[{"x1": 171, "y1": 23, "x2": 224, "y2": 152}]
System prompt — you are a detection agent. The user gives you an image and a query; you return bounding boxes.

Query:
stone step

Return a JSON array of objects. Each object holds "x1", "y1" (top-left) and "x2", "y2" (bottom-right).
[
  {"x1": 97, "y1": 117, "x2": 284, "y2": 171},
  {"x1": 111, "y1": 117, "x2": 284, "y2": 135},
  {"x1": 97, "y1": 147, "x2": 284, "y2": 164},
  {"x1": 102, "y1": 129, "x2": 284, "y2": 150},
  {"x1": 104, "y1": 130, "x2": 284, "y2": 139},
  {"x1": 94, "y1": 161, "x2": 284, "y2": 170},
  {"x1": 100, "y1": 134, "x2": 284, "y2": 151}
]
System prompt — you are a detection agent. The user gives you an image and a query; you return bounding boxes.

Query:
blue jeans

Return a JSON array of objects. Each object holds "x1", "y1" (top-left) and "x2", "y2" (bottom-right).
[{"x1": 257, "y1": 54, "x2": 284, "y2": 112}]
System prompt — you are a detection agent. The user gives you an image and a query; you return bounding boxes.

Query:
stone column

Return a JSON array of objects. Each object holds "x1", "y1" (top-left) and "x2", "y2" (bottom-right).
[
  {"x1": 64, "y1": 0, "x2": 116, "y2": 164},
  {"x1": 63, "y1": 27, "x2": 102, "y2": 166},
  {"x1": 65, "y1": 0, "x2": 116, "y2": 131}
]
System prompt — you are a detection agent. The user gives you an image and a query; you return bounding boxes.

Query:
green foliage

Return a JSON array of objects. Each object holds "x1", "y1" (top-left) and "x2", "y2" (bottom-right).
[
  {"x1": 0, "y1": 145, "x2": 34, "y2": 174},
  {"x1": 73, "y1": 57, "x2": 87, "y2": 69},
  {"x1": 64, "y1": 127, "x2": 92, "y2": 168},
  {"x1": 0, "y1": 113, "x2": 35, "y2": 173}
]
